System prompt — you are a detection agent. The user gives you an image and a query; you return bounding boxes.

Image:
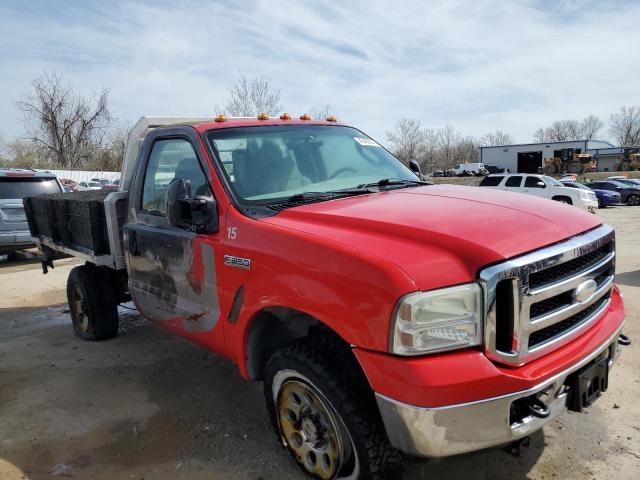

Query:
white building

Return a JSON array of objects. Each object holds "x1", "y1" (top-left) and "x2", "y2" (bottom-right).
[{"x1": 479, "y1": 140, "x2": 614, "y2": 173}]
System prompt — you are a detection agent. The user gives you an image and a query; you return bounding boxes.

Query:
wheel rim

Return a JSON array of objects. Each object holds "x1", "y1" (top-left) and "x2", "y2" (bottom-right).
[
  {"x1": 71, "y1": 285, "x2": 89, "y2": 332},
  {"x1": 277, "y1": 379, "x2": 352, "y2": 479}
]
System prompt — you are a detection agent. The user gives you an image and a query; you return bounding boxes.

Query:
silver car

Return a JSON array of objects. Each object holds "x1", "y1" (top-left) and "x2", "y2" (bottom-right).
[{"x1": 0, "y1": 168, "x2": 62, "y2": 256}]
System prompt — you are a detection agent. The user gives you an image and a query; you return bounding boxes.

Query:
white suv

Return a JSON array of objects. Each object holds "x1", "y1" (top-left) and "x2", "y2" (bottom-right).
[{"x1": 479, "y1": 173, "x2": 598, "y2": 213}]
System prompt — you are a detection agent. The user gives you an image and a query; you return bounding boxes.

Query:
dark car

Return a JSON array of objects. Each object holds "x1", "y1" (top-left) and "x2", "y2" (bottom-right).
[
  {"x1": 560, "y1": 181, "x2": 621, "y2": 208},
  {"x1": 485, "y1": 165, "x2": 506, "y2": 174},
  {"x1": 0, "y1": 168, "x2": 63, "y2": 256},
  {"x1": 587, "y1": 180, "x2": 640, "y2": 206}
]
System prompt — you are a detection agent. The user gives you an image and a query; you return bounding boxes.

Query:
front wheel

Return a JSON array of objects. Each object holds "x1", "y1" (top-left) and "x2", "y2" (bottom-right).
[
  {"x1": 628, "y1": 194, "x2": 640, "y2": 206},
  {"x1": 598, "y1": 198, "x2": 604, "y2": 208},
  {"x1": 264, "y1": 337, "x2": 403, "y2": 480}
]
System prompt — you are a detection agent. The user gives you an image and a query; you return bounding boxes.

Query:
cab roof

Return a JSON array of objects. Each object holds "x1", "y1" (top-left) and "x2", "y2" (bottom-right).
[
  {"x1": 192, "y1": 117, "x2": 344, "y2": 134},
  {"x1": 0, "y1": 168, "x2": 56, "y2": 178}
]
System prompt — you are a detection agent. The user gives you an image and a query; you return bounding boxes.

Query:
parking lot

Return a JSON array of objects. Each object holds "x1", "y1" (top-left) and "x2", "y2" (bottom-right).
[{"x1": 0, "y1": 206, "x2": 639, "y2": 480}]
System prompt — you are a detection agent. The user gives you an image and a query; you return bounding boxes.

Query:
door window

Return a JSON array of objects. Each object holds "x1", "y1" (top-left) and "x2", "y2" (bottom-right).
[
  {"x1": 505, "y1": 176, "x2": 522, "y2": 188},
  {"x1": 141, "y1": 139, "x2": 211, "y2": 215},
  {"x1": 524, "y1": 176, "x2": 544, "y2": 188},
  {"x1": 479, "y1": 176, "x2": 503, "y2": 186}
]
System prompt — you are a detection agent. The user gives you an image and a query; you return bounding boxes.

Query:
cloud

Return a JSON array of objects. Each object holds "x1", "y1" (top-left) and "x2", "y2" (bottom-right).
[{"x1": 0, "y1": 0, "x2": 638, "y2": 144}]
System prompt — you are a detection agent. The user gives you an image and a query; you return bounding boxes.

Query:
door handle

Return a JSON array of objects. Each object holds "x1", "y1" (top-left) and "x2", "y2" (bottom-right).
[{"x1": 128, "y1": 230, "x2": 139, "y2": 256}]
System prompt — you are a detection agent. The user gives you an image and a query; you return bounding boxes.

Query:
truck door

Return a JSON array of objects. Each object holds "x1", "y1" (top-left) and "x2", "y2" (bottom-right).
[
  {"x1": 501, "y1": 175, "x2": 522, "y2": 191},
  {"x1": 523, "y1": 176, "x2": 550, "y2": 198},
  {"x1": 124, "y1": 128, "x2": 223, "y2": 335}
]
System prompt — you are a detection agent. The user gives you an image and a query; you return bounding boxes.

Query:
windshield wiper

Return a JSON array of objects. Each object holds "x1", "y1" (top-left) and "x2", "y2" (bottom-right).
[
  {"x1": 264, "y1": 189, "x2": 373, "y2": 211},
  {"x1": 357, "y1": 178, "x2": 429, "y2": 189},
  {"x1": 285, "y1": 191, "x2": 342, "y2": 202}
]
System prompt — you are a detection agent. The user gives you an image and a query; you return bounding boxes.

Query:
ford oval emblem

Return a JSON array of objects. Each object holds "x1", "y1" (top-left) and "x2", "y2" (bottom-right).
[{"x1": 573, "y1": 279, "x2": 598, "y2": 303}]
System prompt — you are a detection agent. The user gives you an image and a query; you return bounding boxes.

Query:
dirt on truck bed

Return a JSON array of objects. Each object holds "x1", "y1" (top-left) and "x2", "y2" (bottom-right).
[{"x1": 1, "y1": 207, "x2": 639, "y2": 480}]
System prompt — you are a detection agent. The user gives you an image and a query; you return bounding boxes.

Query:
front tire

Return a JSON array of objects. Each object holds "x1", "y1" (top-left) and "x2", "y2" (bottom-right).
[
  {"x1": 264, "y1": 336, "x2": 403, "y2": 480},
  {"x1": 628, "y1": 194, "x2": 640, "y2": 206},
  {"x1": 598, "y1": 198, "x2": 604, "y2": 208},
  {"x1": 67, "y1": 264, "x2": 119, "y2": 340}
]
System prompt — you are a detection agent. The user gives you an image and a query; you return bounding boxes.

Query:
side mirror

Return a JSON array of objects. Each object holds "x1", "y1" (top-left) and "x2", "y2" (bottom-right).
[
  {"x1": 537, "y1": 181, "x2": 546, "y2": 188},
  {"x1": 409, "y1": 159, "x2": 422, "y2": 176},
  {"x1": 409, "y1": 159, "x2": 426, "y2": 180},
  {"x1": 166, "y1": 178, "x2": 219, "y2": 234}
]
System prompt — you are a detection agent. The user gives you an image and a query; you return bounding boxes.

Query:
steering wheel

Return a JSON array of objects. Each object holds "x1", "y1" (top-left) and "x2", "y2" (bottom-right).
[{"x1": 329, "y1": 167, "x2": 357, "y2": 179}]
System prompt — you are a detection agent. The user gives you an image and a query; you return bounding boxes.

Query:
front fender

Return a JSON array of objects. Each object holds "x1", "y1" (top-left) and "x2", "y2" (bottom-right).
[{"x1": 220, "y1": 209, "x2": 417, "y2": 378}]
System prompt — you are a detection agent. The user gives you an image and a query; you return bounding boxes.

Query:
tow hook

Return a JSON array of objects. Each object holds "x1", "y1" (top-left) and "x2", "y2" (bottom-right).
[
  {"x1": 526, "y1": 397, "x2": 551, "y2": 419},
  {"x1": 618, "y1": 334, "x2": 632, "y2": 346}
]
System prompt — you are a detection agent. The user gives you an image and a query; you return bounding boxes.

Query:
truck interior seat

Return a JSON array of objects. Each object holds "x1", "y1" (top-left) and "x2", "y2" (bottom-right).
[{"x1": 232, "y1": 140, "x2": 310, "y2": 199}]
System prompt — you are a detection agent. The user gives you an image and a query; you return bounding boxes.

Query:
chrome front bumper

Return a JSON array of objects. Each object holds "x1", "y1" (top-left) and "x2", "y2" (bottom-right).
[{"x1": 375, "y1": 324, "x2": 625, "y2": 458}]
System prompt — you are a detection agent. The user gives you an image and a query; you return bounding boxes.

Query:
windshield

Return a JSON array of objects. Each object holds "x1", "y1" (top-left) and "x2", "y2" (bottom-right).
[
  {"x1": 0, "y1": 177, "x2": 61, "y2": 199},
  {"x1": 608, "y1": 181, "x2": 629, "y2": 188},
  {"x1": 207, "y1": 125, "x2": 416, "y2": 202},
  {"x1": 543, "y1": 176, "x2": 563, "y2": 187},
  {"x1": 616, "y1": 179, "x2": 639, "y2": 187},
  {"x1": 565, "y1": 182, "x2": 592, "y2": 191}
]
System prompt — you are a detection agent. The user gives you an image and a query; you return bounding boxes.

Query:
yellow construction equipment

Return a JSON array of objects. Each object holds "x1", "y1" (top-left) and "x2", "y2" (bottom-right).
[
  {"x1": 621, "y1": 151, "x2": 640, "y2": 171},
  {"x1": 543, "y1": 151, "x2": 596, "y2": 174}
]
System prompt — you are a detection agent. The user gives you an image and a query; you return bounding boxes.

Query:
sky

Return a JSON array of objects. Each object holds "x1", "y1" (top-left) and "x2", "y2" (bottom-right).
[{"x1": 0, "y1": 0, "x2": 639, "y2": 145}]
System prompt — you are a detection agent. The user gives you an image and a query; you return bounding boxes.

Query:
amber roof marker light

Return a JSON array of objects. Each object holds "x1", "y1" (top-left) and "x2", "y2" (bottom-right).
[
  {"x1": 326, "y1": 115, "x2": 338, "y2": 122},
  {"x1": 258, "y1": 112, "x2": 270, "y2": 120},
  {"x1": 300, "y1": 113, "x2": 312, "y2": 120},
  {"x1": 214, "y1": 114, "x2": 227, "y2": 122},
  {"x1": 280, "y1": 112, "x2": 292, "y2": 120}
]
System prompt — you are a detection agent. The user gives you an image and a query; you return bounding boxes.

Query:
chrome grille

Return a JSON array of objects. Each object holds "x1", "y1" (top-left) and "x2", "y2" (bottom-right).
[{"x1": 480, "y1": 225, "x2": 615, "y2": 366}]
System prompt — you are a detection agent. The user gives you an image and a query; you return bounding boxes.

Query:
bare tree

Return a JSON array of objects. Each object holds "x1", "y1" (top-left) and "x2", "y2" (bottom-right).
[
  {"x1": 386, "y1": 118, "x2": 426, "y2": 165},
  {"x1": 86, "y1": 123, "x2": 128, "y2": 171},
  {"x1": 533, "y1": 115, "x2": 603, "y2": 143},
  {"x1": 309, "y1": 104, "x2": 338, "y2": 120},
  {"x1": 0, "y1": 139, "x2": 48, "y2": 169},
  {"x1": 609, "y1": 106, "x2": 640, "y2": 146},
  {"x1": 216, "y1": 75, "x2": 281, "y2": 117},
  {"x1": 479, "y1": 130, "x2": 514, "y2": 146},
  {"x1": 579, "y1": 115, "x2": 604, "y2": 140},
  {"x1": 437, "y1": 124, "x2": 462, "y2": 166},
  {"x1": 386, "y1": 120, "x2": 480, "y2": 172},
  {"x1": 15, "y1": 72, "x2": 111, "y2": 169}
]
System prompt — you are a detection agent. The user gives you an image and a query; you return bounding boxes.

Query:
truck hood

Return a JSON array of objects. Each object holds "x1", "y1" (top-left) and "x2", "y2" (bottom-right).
[{"x1": 263, "y1": 185, "x2": 602, "y2": 291}]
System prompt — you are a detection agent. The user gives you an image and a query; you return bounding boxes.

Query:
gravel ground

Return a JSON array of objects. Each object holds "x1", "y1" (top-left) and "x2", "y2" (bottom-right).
[{"x1": 0, "y1": 206, "x2": 638, "y2": 480}]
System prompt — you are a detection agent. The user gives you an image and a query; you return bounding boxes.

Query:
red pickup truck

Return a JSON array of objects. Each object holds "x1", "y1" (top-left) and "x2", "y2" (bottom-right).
[{"x1": 26, "y1": 115, "x2": 627, "y2": 479}]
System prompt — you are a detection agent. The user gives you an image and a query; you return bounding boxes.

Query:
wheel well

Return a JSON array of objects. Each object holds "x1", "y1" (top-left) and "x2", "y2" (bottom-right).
[
  {"x1": 245, "y1": 307, "x2": 349, "y2": 381},
  {"x1": 552, "y1": 195, "x2": 572, "y2": 204}
]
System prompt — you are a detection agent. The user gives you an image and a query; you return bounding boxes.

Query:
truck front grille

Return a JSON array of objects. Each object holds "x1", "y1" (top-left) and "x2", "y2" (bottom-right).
[{"x1": 480, "y1": 225, "x2": 615, "y2": 366}]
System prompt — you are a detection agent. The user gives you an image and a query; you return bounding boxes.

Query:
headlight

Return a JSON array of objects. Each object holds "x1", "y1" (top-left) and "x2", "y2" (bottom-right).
[
  {"x1": 580, "y1": 191, "x2": 595, "y2": 201},
  {"x1": 390, "y1": 283, "x2": 483, "y2": 355}
]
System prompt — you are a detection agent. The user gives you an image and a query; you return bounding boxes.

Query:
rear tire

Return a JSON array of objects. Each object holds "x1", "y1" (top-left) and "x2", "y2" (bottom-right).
[
  {"x1": 264, "y1": 336, "x2": 403, "y2": 479},
  {"x1": 628, "y1": 194, "x2": 640, "y2": 206},
  {"x1": 67, "y1": 264, "x2": 119, "y2": 340}
]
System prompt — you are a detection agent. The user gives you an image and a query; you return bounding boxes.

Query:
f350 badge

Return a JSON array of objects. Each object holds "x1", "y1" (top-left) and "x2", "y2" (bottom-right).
[{"x1": 224, "y1": 255, "x2": 251, "y2": 270}]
